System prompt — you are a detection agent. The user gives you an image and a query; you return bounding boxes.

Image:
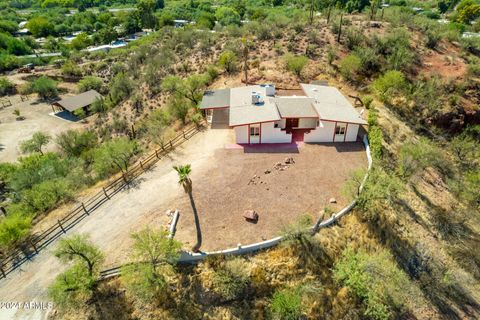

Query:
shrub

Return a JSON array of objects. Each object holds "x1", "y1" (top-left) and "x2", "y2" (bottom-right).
[
  {"x1": 271, "y1": 287, "x2": 303, "y2": 320},
  {"x1": 22, "y1": 178, "x2": 73, "y2": 213},
  {"x1": 334, "y1": 248, "x2": 409, "y2": 320},
  {"x1": 218, "y1": 50, "x2": 238, "y2": 74},
  {"x1": 398, "y1": 138, "x2": 447, "y2": 178},
  {"x1": 61, "y1": 60, "x2": 82, "y2": 77},
  {"x1": 27, "y1": 76, "x2": 58, "y2": 100},
  {"x1": 77, "y1": 76, "x2": 103, "y2": 93},
  {"x1": 339, "y1": 54, "x2": 361, "y2": 81},
  {"x1": 371, "y1": 70, "x2": 406, "y2": 103},
  {"x1": 55, "y1": 130, "x2": 98, "y2": 158},
  {"x1": 369, "y1": 126, "x2": 383, "y2": 159},
  {"x1": 283, "y1": 54, "x2": 309, "y2": 78},
  {"x1": 0, "y1": 77, "x2": 15, "y2": 96},
  {"x1": 211, "y1": 258, "x2": 249, "y2": 300},
  {"x1": 92, "y1": 138, "x2": 139, "y2": 178},
  {"x1": 0, "y1": 213, "x2": 32, "y2": 250}
]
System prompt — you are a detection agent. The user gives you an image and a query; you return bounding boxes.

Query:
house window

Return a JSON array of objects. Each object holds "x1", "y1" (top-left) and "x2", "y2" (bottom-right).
[
  {"x1": 250, "y1": 125, "x2": 260, "y2": 136},
  {"x1": 335, "y1": 124, "x2": 346, "y2": 135}
]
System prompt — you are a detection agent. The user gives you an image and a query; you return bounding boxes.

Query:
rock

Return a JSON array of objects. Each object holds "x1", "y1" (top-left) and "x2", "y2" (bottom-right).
[
  {"x1": 285, "y1": 157, "x2": 295, "y2": 164},
  {"x1": 264, "y1": 169, "x2": 271, "y2": 174},
  {"x1": 165, "y1": 209, "x2": 172, "y2": 216},
  {"x1": 329, "y1": 197, "x2": 337, "y2": 204}
]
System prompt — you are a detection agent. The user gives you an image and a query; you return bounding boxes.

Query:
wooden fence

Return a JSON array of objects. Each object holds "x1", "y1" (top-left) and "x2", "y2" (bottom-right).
[{"x1": 0, "y1": 123, "x2": 204, "y2": 280}]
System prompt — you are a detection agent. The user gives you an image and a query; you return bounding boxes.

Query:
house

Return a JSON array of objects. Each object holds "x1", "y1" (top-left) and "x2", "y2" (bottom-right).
[
  {"x1": 199, "y1": 84, "x2": 367, "y2": 144},
  {"x1": 51, "y1": 90, "x2": 102, "y2": 115}
]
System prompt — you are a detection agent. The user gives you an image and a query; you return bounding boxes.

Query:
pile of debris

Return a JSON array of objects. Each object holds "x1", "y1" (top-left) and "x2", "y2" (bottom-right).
[{"x1": 248, "y1": 157, "x2": 295, "y2": 185}]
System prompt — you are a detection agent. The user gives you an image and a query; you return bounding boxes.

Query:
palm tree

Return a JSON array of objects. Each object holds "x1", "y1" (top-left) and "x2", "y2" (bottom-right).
[{"x1": 173, "y1": 164, "x2": 202, "y2": 252}]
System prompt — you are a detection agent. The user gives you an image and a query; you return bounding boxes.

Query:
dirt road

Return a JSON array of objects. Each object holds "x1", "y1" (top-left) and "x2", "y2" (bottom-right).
[{"x1": 0, "y1": 128, "x2": 233, "y2": 319}]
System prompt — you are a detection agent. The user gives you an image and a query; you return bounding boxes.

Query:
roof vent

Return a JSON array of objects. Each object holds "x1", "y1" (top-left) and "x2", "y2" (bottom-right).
[{"x1": 252, "y1": 92, "x2": 264, "y2": 105}]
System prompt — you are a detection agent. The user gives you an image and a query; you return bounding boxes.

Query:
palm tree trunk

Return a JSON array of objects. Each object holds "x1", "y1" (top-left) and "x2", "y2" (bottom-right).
[{"x1": 188, "y1": 191, "x2": 202, "y2": 252}]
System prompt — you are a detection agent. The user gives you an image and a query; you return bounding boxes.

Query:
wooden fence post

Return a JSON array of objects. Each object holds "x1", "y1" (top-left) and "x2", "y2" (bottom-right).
[
  {"x1": 140, "y1": 161, "x2": 145, "y2": 171},
  {"x1": 31, "y1": 241, "x2": 38, "y2": 254},
  {"x1": 155, "y1": 149, "x2": 159, "y2": 158},
  {"x1": 170, "y1": 141, "x2": 173, "y2": 149},
  {"x1": 82, "y1": 202, "x2": 89, "y2": 215},
  {"x1": 103, "y1": 187, "x2": 110, "y2": 199},
  {"x1": 183, "y1": 130, "x2": 186, "y2": 139},
  {"x1": 0, "y1": 265, "x2": 5, "y2": 278},
  {"x1": 58, "y1": 220, "x2": 66, "y2": 233}
]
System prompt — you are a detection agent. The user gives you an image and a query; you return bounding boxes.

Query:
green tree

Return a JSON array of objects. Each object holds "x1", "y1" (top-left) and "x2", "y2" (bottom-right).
[
  {"x1": 215, "y1": 7, "x2": 241, "y2": 26},
  {"x1": 71, "y1": 33, "x2": 91, "y2": 51},
  {"x1": 161, "y1": 74, "x2": 208, "y2": 106},
  {"x1": 283, "y1": 54, "x2": 309, "y2": 79},
  {"x1": 143, "y1": 109, "x2": 172, "y2": 146},
  {"x1": 26, "y1": 17, "x2": 55, "y2": 37},
  {"x1": 92, "y1": 137, "x2": 139, "y2": 178},
  {"x1": 121, "y1": 228, "x2": 181, "y2": 301},
  {"x1": 137, "y1": 0, "x2": 158, "y2": 29},
  {"x1": 173, "y1": 164, "x2": 201, "y2": 252},
  {"x1": 56, "y1": 130, "x2": 97, "y2": 157},
  {"x1": 49, "y1": 234, "x2": 104, "y2": 310},
  {"x1": 20, "y1": 132, "x2": 51, "y2": 155},
  {"x1": 218, "y1": 50, "x2": 238, "y2": 74}
]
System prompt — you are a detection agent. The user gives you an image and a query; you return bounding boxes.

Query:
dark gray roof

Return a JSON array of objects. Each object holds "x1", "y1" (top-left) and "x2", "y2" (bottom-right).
[
  {"x1": 274, "y1": 98, "x2": 318, "y2": 118},
  {"x1": 199, "y1": 88, "x2": 230, "y2": 109},
  {"x1": 53, "y1": 90, "x2": 102, "y2": 112},
  {"x1": 301, "y1": 84, "x2": 367, "y2": 125}
]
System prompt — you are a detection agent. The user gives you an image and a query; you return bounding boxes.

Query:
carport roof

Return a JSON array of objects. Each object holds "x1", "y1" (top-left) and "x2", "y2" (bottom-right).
[
  {"x1": 273, "y1": 97, "x2": 318, "y2": 118},
  {"x1": 301, "y1": 84, "x2": 367, "y2": 125},
  {"x1": 199, "y1": 88, "x2": 231, "y2": 109}
]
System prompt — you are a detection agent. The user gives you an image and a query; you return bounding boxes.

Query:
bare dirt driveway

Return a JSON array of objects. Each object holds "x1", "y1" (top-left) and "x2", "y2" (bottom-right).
[
  {"x1": 0, "y1": 98, "x2": 84, "y2": 163},
  {"x1": 0, "y1": 127, "x2": 366, "y2": 319}
]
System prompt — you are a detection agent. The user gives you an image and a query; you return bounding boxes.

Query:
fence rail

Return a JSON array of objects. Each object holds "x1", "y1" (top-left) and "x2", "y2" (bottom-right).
[{"x1": 0, "y1": 123, "x2": 204, "y2": 281}]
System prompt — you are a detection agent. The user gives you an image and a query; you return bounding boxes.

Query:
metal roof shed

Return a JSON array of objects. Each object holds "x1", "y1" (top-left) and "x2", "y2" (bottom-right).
[{"x1": 52, "y1": 90, "x2": 102, "y2": 113}]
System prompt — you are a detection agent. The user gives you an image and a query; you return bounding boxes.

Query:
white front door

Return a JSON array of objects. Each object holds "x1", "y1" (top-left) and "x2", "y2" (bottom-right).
[
  {"x1": 249, "y1": 124, "x2": 260, "y2": 144},
  {"x1": 334, "y1": 123, "x2": 346, "y2": 142}
]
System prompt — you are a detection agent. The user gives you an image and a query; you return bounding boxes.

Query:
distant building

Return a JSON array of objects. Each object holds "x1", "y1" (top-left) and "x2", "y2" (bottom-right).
[{"x1": 199, "y1": 84, "x2": 367, "y2": 144}]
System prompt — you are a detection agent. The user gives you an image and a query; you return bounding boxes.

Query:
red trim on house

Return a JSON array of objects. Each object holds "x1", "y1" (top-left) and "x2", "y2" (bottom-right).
[
  {"x1": 281, "y1": 116, "x2": 319, "y2": 119},
  {"x1": 231, "y1": 120, "x2": 278, "y2": 127},
  {"x1": 344, "y1": 123, "x2": 348, "y2": 142},
  {"x1": 332, "y1": 121, "x2": 337, "y2": 142},
  {"x1": 319, "y1": 118, "x2": 367, "y2": 126}
]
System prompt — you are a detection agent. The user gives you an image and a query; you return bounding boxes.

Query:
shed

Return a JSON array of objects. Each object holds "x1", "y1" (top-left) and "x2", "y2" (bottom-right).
[{"x1": 52, "y1": 90, "x2": 102, "y2": 114}]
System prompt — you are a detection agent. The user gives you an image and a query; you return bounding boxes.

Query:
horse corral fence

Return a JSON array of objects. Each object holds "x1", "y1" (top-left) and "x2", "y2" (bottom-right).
[
  {"x1": 0, "y1": 123, "x2": 204, "y2": 281},
  {"x1": 98, "y1": 135, "x2": 373, "y2": 281}
]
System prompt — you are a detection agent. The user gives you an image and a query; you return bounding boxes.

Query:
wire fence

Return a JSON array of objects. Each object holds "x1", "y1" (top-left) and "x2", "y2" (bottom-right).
[{"x1": 0, "y1": 122, "x2": 204, "y2": 281}]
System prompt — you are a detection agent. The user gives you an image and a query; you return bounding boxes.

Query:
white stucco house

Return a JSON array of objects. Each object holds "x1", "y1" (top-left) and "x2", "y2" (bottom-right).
[{"x1": 199, "y1": 83, "x2": 367, "y2": 144}]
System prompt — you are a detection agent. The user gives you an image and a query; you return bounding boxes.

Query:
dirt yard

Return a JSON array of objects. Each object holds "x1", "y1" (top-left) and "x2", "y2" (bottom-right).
[
  {"x1": 169, "y1": 142, "x2": 367, "y2": 251},
  {"x1": 0, "y1": 98, "x2": 85, "y2": 162}
]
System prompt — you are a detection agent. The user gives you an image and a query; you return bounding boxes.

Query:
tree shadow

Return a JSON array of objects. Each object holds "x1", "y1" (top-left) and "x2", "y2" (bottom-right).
[{"x1": 365, "y1": 214, "x2": 480, "y2": 319}]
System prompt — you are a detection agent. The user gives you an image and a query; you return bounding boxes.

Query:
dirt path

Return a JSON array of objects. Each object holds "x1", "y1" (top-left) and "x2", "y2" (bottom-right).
[
  {"x1": 0, "y1": 128, "x2": 232, "y2": 320},
  {"x1": 0, "y1": 99, "x2": 85, "y2": 163}
]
